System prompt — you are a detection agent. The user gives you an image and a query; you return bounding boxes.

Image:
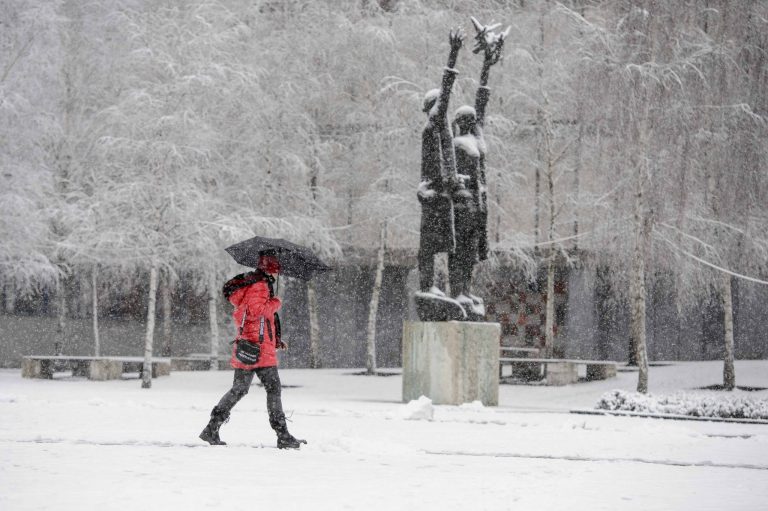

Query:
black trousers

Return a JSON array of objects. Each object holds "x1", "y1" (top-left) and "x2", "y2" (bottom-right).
[{"x1": 214, "y1": 366, "x2": 287, "y2": 433}]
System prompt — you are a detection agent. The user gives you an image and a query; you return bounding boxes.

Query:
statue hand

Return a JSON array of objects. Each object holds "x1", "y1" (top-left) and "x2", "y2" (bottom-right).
[
  {"x1": 471, "y1": 16, "x2": 501, "y2": 54},
  {"x1": 484, "y1": 37, "x2": 504, "y2": 66},
  {"x1": 486, "y1": 27, "x2": 509, "y2": 66},
  {"x1": 449, "y1": 28, "x2": 465, "y2": 53}
]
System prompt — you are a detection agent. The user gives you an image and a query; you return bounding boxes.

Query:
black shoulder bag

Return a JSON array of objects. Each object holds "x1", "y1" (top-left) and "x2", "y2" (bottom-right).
[{"x1": 232, "y1": 308, "x2": 262, "y2": 365}]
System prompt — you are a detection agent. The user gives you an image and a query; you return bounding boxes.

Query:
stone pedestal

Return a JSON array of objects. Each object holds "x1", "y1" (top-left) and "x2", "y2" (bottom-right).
[
  {"x1": 545, "y1": 362, "x2": 578, "y2": 386},
  {"x1": 88, "y1": 360, "x2": 124, "y2": 381},
  {"x1": 150, "y1": 360, "x2": 172, "y2": 377},
  {"x1": 402, "y1": 321, "x2": 500, "y2": 406},
  {"x1": 21, "y1": 358, "x2": 53, "y2": 379}
]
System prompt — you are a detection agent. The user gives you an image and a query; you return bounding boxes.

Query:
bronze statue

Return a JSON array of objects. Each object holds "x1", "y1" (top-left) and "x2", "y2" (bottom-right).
[
  {"x1": 415, "y1": 20, "x2": 507, "y2": 322},
  {"x1": 415, "y1": 29, "x2": 467, "y2": 321},
  {"x1": 448, "y1": 19, "x2": 506, "y2": 321}
]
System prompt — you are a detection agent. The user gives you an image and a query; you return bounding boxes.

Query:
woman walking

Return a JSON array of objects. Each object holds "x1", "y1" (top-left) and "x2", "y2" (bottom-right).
[{"x1": 199, "y1": 253, "x2": 306, "y2": 449}]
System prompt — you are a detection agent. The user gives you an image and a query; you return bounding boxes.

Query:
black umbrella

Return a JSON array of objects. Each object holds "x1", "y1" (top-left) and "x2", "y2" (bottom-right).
[{"x1": 225, "y1": 236, "x2": 332, "y2": 281}]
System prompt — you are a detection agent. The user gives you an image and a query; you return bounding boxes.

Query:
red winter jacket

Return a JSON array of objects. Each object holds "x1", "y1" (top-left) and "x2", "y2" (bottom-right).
[{"x1": 228, "y1": 279, "x2": 282, "y2": 369}]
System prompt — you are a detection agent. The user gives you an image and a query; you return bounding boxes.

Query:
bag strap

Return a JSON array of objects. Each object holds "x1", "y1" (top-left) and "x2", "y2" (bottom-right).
[
  {"x1": 239, "y1": 307, "x2": 247, "y2": 336},
  {"x1": 236, "y1": 306, "x2": 267, "y2": 344}
]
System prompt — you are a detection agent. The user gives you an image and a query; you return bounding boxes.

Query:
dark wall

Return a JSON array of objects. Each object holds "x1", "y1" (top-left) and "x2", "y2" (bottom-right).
[
  {"x1": 0, "y1": 265, "x2": 411, "y2": 369},
  {"x1": 2, "y1": 264, "x2": 766, "y2": 368},
  {"x1": 563, "y1": 267, "x2": 768, "y2": 362},
  {"x1": 277, "y1": 266, "x2": 409, "y2": 368},
  {"x1": 0, "y1": 314, "x2": 215, "y2": 368}
]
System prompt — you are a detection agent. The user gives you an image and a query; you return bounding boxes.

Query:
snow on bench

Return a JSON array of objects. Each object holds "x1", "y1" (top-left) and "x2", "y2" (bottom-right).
[
  {"x1": 21, "y1": 356, "x2": 171, "y2": 381},
  {"x1": 498, "y1": 346, "x2": 540, "y2": 380},
  {"x1": 170, "y1": 356, "x2": 230, "y2": 371},
  {"x1": 499, "y1": 357, "x2": 618, "y2": 385}
]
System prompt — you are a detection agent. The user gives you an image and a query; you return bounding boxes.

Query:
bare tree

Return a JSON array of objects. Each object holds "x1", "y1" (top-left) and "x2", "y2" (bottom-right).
[
  {"x1": 0, "y1": 2, "x2": 63, "y2": 296},
  {"x1": 569, "y1": 1, "x2": 740, "y2": 390},
  {"x1": 141, "y1": 262, "x2": 159, "y2": 388},
  {"x1": 366, "y1": 223, "x2": 387, "y2": 374}
]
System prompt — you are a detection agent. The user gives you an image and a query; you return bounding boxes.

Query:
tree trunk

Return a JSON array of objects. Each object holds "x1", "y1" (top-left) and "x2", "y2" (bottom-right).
[
  {"x1": 307, "y1": 280, "x2": 321, "y2": 368},
  {"x1": 721, "y1": 273, "x2": 735, "y2": 390},
  {"x1": 55, "y1": 276, "x2": 66, "y2": 355},
  {"x1": 533, "y1": 10, "x2": 546, "y2": 246},
  {"x1": 595, "y1": 266, "x2": 613, "y2": 361},
  {"x1": 630, "y1": 246, "x2": 649, "y2": 393},
  {"x1": 533, "y1": 158, "x2": 542, "y2": 245},
  {"x1": 544, "y1": 135, "x2": 556, "y2": 358},
  {"x1": 572, "y1": 12, "x2": 586, "y2": 250},
  {"x1": 307, "y1": 145, "x2": 322, "y2": 369},
  {"x1": 208, "y1": 271, "x2": 220, "y2": 371},
  {"x1": 92, "y1": 266, "x2": 100, "y2": 356},
  {"x1": 630, "y1": 170, "x2": 651, "y2": 394},
  {"x1": 161, "y1": 271, "x2": 172, "y2": 357},
  {"x1": 544, "y1": 254, "x2": 556, "y2": 358},
  {"x1": 673, "y1": 135, "x2": 691, "y2": 363},
  {"x1": 141, "y1": 263, "x2": 159, "y2": 389},
  {"x1": 495, "y1": 169, "x2": 502, "y2": 244},
  {"x1": 366, "y1": 223, "x2": 387, "y2": 375},
  {"x1": 3, "y1": 282, "x2": 15, "y2": 313}
]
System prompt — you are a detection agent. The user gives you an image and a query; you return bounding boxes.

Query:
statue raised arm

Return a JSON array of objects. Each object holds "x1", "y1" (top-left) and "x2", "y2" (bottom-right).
[
  {"x1": 415, "y1": 28, "x2": 468, "y2": 321},
  {"x1": 474, "y1": 23, "x2": 506, "y2": 128},
  {"x1": 447, "y1": 19, "x2": 508, "y2": 320},
  {"x1": 420, "y1": 28, "x2": 464, "y2": 195}
]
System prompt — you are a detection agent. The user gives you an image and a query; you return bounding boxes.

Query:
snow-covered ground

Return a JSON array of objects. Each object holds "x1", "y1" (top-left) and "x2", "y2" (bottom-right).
[{"x1": 2, "y1": 360, "x2": 767, "y2": 511}]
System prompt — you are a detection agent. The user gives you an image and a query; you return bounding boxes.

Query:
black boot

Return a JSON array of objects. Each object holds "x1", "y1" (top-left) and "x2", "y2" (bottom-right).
[
  {"x1": 199, "y1": 407, "x2": 229, "y2": 445},
  {"x1": 277, "y1": 430, "x2": 307, "y2": 450},
  {"x1": 271, "y1": 412, "x2": 306, "y2": 449}
]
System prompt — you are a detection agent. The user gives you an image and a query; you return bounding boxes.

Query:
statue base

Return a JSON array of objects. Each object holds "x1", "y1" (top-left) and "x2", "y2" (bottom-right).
[
  {"x1": 414, "y1": 291, "x2": 466, "y2": 321},
  {"x1": 456, "y1": 294, "x2": 486, "y2": 322},
  {"x1": 402, "y1": 321, "x2": 500, "y2": 406}
]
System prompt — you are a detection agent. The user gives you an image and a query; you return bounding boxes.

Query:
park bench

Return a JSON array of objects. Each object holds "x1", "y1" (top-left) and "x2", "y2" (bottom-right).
[
  {"x1": 499, "y1": 357, "x2": 618, "y2": 385},
  {"x1": 21, "y1": 356, "x2": 171, "y2": 381},
  {"x1": 498, "y1": 346, "x2": 540, "y2": 379},
  {"x1": 170, "y1": 356, "x2": 230, "y2": 371}
]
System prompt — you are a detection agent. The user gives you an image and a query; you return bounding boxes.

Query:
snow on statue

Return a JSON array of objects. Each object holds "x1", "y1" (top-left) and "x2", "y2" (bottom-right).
[{"x1": 415, "y1": 19, "x2": 509, "y2": 322}]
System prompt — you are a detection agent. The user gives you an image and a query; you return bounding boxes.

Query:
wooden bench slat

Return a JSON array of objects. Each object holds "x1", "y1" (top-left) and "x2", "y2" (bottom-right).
[
  {"x1": 21, "y1": 356, "x2": 171, "y2": 381},
  {"x1": 23, "y1": 356, "x2": 170, "y2": 362},
  {"x1": 498, "y1": 357, "x2": 618, "y2": 384},
  {"x1": 500, "y1": 358, "x2": 618, "y2": 364}
]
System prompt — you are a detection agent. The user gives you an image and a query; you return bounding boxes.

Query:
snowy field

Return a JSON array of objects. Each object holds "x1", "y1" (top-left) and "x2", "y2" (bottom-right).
[{"x1": 2, "y1": 361, "x2": 768, "y2": 511}]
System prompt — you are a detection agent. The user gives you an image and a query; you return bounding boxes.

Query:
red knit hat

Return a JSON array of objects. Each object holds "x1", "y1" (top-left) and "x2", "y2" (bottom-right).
[{"x1": 258, "y1": 254, "x2": 280, "y2": 274}]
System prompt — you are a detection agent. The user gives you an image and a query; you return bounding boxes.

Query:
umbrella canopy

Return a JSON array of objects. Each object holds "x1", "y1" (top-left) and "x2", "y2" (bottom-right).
[{"x1": 225, "y1": 236, "x2": 332, "y2": 281}]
